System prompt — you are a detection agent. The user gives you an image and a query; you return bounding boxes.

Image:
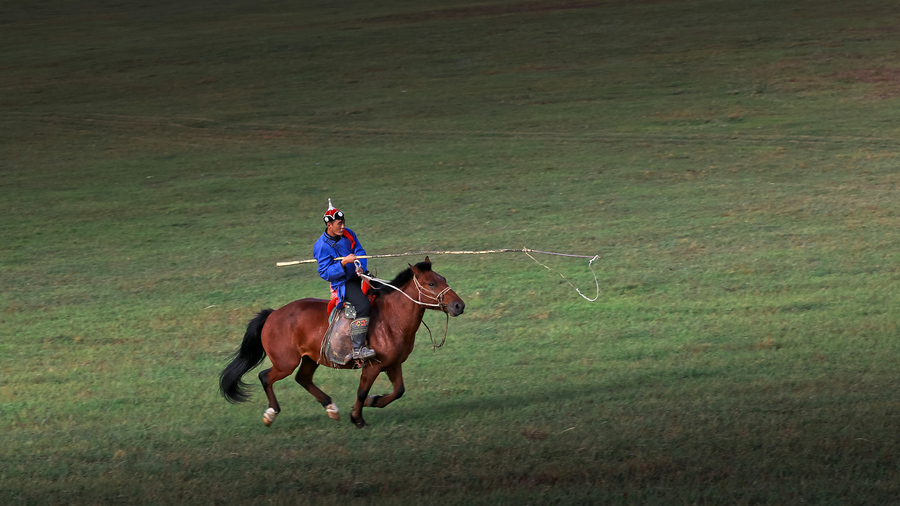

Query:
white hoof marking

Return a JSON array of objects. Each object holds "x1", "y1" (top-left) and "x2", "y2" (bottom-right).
[
  {"x1": 326, "y1": 403, "x2": 340, "y2": 420},
  {"x1": 263, "y1": 407, "x2": 278, "y2": 426}
]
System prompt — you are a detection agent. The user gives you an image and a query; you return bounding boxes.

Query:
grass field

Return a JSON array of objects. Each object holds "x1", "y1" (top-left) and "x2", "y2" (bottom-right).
[{"x1": 2, "y1": 0, "x2": 900, "y2": 503}]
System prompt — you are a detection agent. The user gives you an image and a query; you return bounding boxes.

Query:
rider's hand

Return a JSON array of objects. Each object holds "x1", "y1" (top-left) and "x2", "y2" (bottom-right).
[{"x1": 341, "y1": 254, "x2": 357, "y2": 266}]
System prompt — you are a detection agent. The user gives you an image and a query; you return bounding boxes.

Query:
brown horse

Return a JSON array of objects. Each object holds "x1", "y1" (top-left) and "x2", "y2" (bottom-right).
[{"x1": 219, "y1": 258, "x2": 465, "y2": 428}]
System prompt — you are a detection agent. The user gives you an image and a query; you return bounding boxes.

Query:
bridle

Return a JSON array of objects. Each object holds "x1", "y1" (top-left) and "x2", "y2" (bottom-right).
[
  {"x1": 412, "y1": 275, "x2": 453, "y2": 310},
  {"x1": 357, "y1": 262, "x2": 454, "y2": 311},
  {"x1": 358, "y1": 265, "x2": 456, "y2": 349}
]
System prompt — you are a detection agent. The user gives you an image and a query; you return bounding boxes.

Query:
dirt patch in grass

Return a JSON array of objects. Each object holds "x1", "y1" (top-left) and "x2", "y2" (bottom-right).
[
  {"x1": 833, "y1": 67, "x2": 900, "y2": 99},
  {"x1": 835, "y1": 67, "x2": 900, "y2": 83},
  {"x1": 741, "y1": 50, "x2": 900, "y2": 99}
]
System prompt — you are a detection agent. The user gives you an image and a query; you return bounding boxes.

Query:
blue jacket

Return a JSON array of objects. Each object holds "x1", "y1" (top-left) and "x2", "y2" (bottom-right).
[{"x1": 313, "y1": 228, "x2": 368, "y2": 303}]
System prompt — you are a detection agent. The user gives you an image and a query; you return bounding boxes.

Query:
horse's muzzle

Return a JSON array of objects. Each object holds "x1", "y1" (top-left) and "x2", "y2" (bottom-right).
[{"x1": 446, "y1": 299, "x2": 465, "y2": 317}]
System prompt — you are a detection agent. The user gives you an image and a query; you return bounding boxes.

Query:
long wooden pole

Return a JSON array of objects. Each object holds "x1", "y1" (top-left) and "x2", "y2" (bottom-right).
[{"x1": 275, "y1": 248, "x2": 596, "y2": 267}]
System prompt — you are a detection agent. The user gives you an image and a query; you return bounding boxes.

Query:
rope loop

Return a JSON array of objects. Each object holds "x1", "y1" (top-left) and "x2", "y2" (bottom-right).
[{"x1": 522, "y1": 251, "x2": 601, "y2": 302}]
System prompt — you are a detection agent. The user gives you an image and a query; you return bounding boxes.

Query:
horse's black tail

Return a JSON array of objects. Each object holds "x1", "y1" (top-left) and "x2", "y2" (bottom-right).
[{"x1": 219, "y1": 308, "x2": 274, "y2": 403}]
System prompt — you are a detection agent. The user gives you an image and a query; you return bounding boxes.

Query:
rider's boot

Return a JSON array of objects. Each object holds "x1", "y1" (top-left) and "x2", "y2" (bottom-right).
[{"x1": 350, "y1": 317, "x2": 376, "y2": 360}]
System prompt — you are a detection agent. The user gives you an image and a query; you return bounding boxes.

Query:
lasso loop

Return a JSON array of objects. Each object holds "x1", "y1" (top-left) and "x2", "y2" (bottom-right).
[{"x1": 522, "y1": 251, "x2": 601, "y2": 302}]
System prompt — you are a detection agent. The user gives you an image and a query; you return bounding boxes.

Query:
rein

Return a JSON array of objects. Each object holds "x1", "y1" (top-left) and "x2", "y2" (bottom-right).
[
  {"x1": 418, "y1": 316, "x2": 449, "y2": 350},
  {"x1": 412, "y1": 276, "x2": 452, "y2": 349},
  {"x1": 358, "y1": 267, "x2": 452, "y2": 349}
]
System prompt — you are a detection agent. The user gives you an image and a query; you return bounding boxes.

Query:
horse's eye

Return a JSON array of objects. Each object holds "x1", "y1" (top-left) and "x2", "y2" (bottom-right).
[{"x1": 429, "y1": 283, "x2": 435, "y2": 287}]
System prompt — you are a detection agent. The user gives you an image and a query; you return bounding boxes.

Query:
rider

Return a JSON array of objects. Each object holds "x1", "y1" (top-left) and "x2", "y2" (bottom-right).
[{"x1": 313, "y1": 199, "x2": 376, "y2": 360}]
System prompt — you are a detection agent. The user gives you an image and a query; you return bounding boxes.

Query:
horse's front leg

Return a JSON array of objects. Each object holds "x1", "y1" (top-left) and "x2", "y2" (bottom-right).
[
  {"x1": 350, "y1": 364, "x2": 381, "y2": 428},
  {"x1": 365, "y1": 364, "x2": 405, "y2": 409}
]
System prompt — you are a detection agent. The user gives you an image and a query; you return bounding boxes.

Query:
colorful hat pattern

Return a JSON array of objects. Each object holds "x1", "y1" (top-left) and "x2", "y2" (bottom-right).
[{"x1": 323, "y1": 198, "x2": 345, "y2": 223}]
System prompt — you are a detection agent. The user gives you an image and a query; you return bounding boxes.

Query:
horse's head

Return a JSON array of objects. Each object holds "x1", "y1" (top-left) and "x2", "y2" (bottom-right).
[{"x1": 409, "y1": 257, "x2": 465, "y2": 316}]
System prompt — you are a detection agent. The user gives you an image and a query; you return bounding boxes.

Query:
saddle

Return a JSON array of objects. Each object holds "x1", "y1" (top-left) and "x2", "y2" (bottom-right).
[{"x1": 320, "y1": 304, "x2": 355, "y2": 366}]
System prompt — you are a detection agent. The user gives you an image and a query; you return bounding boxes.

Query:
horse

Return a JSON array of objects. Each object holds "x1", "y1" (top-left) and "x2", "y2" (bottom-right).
[{"x1": 219, "y1": 257, "x2": 466, "y2": 428}]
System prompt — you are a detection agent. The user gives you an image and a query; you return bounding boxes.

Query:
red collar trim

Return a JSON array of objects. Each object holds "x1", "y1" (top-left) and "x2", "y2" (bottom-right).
[{"x1": 342, "y1": 229, "x2": 356, "y2": 249}]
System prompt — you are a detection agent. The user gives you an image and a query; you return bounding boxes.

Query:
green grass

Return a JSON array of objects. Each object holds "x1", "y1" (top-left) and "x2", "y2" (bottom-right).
[{"x1": 2, "y1": 0, "x2": 900, "y2": 503}]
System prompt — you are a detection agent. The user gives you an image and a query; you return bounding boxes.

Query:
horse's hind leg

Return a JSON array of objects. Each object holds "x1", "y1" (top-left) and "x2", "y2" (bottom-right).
[
  {"x1": 259, "y1": 362, "x2": 296, "y2": 427},
  {"x1": 365, "y1": 364, "x2": 405, "y2": 409},
  {"x1": 295, "y1": 356, "x2": 340, "y2": 421}
]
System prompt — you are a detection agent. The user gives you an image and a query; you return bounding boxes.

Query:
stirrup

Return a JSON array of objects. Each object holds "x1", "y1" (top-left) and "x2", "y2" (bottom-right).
[{"x1": 351, "y1": 346, "x2": 376, "y2": 359}]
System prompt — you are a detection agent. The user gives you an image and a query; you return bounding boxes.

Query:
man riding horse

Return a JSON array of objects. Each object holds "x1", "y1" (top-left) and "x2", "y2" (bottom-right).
[{"x1": 312, "y1": 199, "x2": 376, "y2": 360}]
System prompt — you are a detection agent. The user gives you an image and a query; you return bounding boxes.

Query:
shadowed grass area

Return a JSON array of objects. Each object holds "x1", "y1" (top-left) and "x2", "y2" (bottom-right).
[{"x1": 2, "y1": 0, "x2": 900, "y2": 503}]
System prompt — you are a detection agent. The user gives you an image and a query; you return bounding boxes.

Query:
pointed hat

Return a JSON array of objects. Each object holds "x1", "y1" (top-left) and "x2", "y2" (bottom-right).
[{"x1": 323, "y1": 198, "x2": 345, "y2": 223}]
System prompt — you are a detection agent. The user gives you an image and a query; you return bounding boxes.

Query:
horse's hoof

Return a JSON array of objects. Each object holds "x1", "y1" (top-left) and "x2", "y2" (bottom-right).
[
  {"x1": 326, "y1": 403, "x2": 340, "y2": 421},
  {"x1": 263, "y1": 407, "x2": 278, "y2": 427},
  {"x1": 351, "y1": 415, "x2": 368, "y2": 429}
]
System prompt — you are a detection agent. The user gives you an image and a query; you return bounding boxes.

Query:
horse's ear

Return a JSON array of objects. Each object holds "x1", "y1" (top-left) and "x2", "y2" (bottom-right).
[
  {"x1": 409, "y1": 263, "x2": 420, "y2": 275},
  {"x1": 424, "y1": 255, "x2": 431, "y2": 263}
]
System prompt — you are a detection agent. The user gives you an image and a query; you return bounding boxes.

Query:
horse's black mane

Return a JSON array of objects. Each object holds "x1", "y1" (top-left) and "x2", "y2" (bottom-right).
[{"x1": 369, "y1": 260, "x2": 432, "y2": 299}]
